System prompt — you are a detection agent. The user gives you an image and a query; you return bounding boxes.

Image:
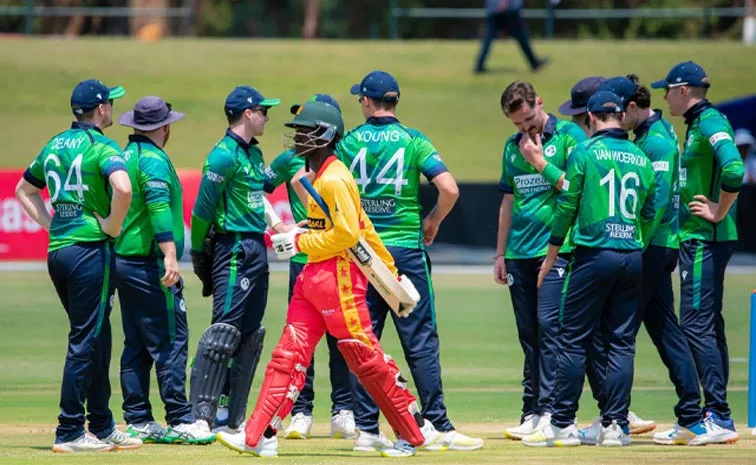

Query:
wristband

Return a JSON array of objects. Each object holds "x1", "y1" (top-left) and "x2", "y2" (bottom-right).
[{"x1": 541, "y1": 162, "x2": 564, "y2": 187}]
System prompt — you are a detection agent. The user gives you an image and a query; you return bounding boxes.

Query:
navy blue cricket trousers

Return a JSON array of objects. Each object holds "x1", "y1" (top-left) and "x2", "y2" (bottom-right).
[
  {"x1": 352, "y1": 246, "x2": 453, "y2": 434},
  {"x1": 679, "y1": 239, "x2": 734, "y2": 420},
  {"x1": 505, "y1": 255, "x2": 568, "y2": 419},
  {"x1": 289, "y1": 261, "x2": 353, "y2": 417},
  {"x1": 115, "y1": 255, "x2": 193, "y2": 427},
  {"x1": 48, "y1": 241, "x2": 116, "y2": 443},
  {"x1": 552, "y1": 247, "x2": 641, "y2": 429}
]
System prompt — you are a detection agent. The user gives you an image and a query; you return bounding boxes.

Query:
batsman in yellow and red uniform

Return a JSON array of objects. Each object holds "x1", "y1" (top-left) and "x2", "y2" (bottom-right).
[{"x1": 216, "y1": 100, "x2": 436, "y2": 458}]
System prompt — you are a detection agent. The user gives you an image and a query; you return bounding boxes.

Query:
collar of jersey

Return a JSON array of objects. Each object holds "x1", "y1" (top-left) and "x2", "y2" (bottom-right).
[
  {"x1": 128, "y1": 134, "x2": 166, "y2": 153},
  {"x1": 314, "y1": 154, "x2": 338, "y2": 179},
  {"x1": 592, "y1": 128, "x2": 629, "y2": 140},
  {"x1": 225, "y1": 128, "x2": 259, "y2": 150},
  {"x1": 366, "y1": 116, "x2": 400, "y2": 126},
  {"x1": 683, "y1": 99, "x2": 711, "y2": 126},
  {"x1": 633, "y1": 109, "x2": 663, "y2": 140},
  {"x1": 71, "y1": 121, "x2": 103, "y2": 135}
]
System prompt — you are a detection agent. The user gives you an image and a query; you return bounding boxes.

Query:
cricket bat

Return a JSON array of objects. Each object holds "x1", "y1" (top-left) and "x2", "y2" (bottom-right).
[{"x1": 299, "y1": 177, "x2": 419, "y2": 317}]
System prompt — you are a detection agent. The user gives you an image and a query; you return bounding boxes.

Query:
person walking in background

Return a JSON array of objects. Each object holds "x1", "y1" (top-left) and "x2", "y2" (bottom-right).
[{"x1": 475, "y1": 0, "x2": 549, "y2": 74}]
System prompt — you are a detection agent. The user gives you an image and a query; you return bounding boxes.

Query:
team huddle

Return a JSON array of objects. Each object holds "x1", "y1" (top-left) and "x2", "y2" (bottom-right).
[{"x1": 13, "y1": 60, "x2": 743, "y2": 457}]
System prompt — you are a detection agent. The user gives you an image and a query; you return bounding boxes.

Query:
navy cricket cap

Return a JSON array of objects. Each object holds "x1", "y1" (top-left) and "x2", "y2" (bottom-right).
[
  {"x1": 70, "y1": 79, "x2": 125, "y2": 116},
  {"x1": 587, "y1": 90, "x2": 624, "y2": 114},
  {"x1": 651, "y1": 61, "x2": 710, "y2": 89},
  {"x1": 558, "y1": 76, "x2": 606, "y2": 116},
  {"x1": 350, "y1": 71, "x2": 400, "y2": 102},
  {"x1": 290, "y1": 93, "x2": 341, "y2": 115},
  {"x1": 599, "y1": 77, "x2": 637, "y2": 103},
  {"x1": 224, "y1": 86, "x2": 280, "y2": 116}
]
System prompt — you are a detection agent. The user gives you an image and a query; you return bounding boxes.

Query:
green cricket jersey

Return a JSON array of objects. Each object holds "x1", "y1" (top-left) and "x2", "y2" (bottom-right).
[
  {"x1": 550, "y1": 129, "x2": 657, "y2": 250},
  {"x1": 265, "y1": 149, "x2": 307, "y2": 264},
  {"x1": 633, "y1": 111, "x2": 680, "y2": 250},
  {"x1": 679, "y1": 100, "x2": 744, "y2": 243},
  {"x1": 23, "y1": 122, "x2": 126, "y2": 252},
  {"x1": 498, "y1": 115, "x2": 586, "y2": 259},
  {"x1": 116, "y1": 135, "x2": 184, "y2": 259},
  {"x1": 336, "y1": 116, "x2": 448, "y2": 250},
  {"x1": 191, "y1": 130, "x2": 268, "y2": 251}
]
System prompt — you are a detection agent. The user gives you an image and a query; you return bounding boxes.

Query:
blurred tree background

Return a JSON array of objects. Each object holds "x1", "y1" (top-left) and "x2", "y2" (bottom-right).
[{"x1": 0, "y1": 0, "x2": 750, "y2": 39}]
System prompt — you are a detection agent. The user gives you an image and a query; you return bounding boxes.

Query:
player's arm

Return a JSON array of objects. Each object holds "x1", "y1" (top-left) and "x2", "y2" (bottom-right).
[
  {"x1": 140, "y1": 157, "x2": 179, "y2": 287},
  {"x1": 415, "y1": 136, "x2": 458, "y2": 246},
  {"x1": 97, "y1": 147, "x2": 132, "y2": 237},
  {"x1": 362, "y1": 217, "x2": 400, "y2": 277},
  {"x1": 494, "y1": 145, "x2": 514, "y2": 285},
  {"x1": 689, "y1": 118, "x2": 745, "y2": 222},
  {"x1": 297, "y1": 178, "x2": 362, "y2": 255},
  {"x1": 191, "y1": 151, "x2": 233, "y2": 252},
  {"x1": 16, "y1": 154, "x2": 52, "y2": 230}
]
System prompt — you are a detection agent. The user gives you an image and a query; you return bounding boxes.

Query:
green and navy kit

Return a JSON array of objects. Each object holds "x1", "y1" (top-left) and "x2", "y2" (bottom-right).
[
  {"x1": 191, "y1": 130, "x2": 269, "y2": 251},
  {"x1": 264, "y1": 149, "x2": 307, "y2": 264},
  {"x1": 116, "y1": 135, "x2": 184, "y2": 259},
  {"x1": 498, "y1": 115, "x2": 586, "y2": 259},
  {"x1": 24, "y1": 121, "x2": 126, "y2": 252},
  {"x1": 550, "y1": 128, "x2": 657, "y2": 250},
  {"x1": 678, "y1": 100, "x2": 744, "y2": 243},
  {"x1": 633, "y1": 110, "x2": 680, "y2": 250},
  {"x1": 336, "y1": 116, "x2": 448, "y2": 250}
]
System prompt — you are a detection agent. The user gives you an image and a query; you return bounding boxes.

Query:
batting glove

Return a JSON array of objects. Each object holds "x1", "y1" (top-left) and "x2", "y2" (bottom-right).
[
  {"x1": 396, "y1": 274, "x2": 421, "y2": 318},
  {"x1": 271, "y1": 229, "x2": 305, "y2": 260}
]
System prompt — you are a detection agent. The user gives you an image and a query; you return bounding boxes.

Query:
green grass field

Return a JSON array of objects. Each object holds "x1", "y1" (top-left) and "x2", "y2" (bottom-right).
[
  {"x1": 1, "y1": 269, "x2": 754, "y2": 464},
  {"x1": 1, "y1": 38, "x2": 755, "y2": 178}
]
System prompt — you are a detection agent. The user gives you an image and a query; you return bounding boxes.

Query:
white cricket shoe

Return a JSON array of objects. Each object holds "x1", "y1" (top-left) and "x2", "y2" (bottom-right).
[
  {"x1": 52, "y1": 432, "x2": 116, "y2": 453},
  {"x1": 103, "y1": 428, "x2": 143, "y2": 450},
  {"x1": 165, "y1": 420, "x2": 216, "y2": 445},
  {"x1": 217, "y1": 430, "x2": 278, "y2": 458},
  {"x1": 284, "y1": 413, "x2": 312, "y2": 439},
  {"x1": 654, "y1": 418, "x2": 739, "y2": 446},
  {"x1": 381, "y1": 438, "x2": 417, "y2": 458},
  {"x1": 126, "y1": 421, "x2": 166, "y2": 443},
  {"x1": 599, "y1": 420, "x2": 631, "y2": 447},
  {"x1": 330, "y1": 410, "x2": 356, "y2": 439},
  {"x1": 523, "y1": 422, "x2": 581, "y2": 447},
  {"x1": 425, "y1": 430, "x2": 484, "y2": 451},
  {"x1": 578, "y1": 417, "x2": 602, "y2": 445},
  {"x1": 504, "y1": 413, "x2": 539, "y2": 440},
  {"x1": 535, "y1": 412, "x2": 552, "y2": 432},
  {"x1": 628, "y1": 411, "x2": 656, "y2": 435},
  {"x1": 353, "y1": 430, "x2": 394, "y2": 452},
  {"x1": 212, "y1": 420, "x2": 245, "y2": 435}
]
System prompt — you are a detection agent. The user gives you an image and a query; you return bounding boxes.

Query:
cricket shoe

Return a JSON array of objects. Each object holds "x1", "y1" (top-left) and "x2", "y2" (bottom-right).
[
  {"x1": 522, "y1": 422, "x2": 581, "y2": 447},
  {"x1": 424, "y1": 430, "x2": 484, "y2": 451},
  {"x1": 164, "y1": 420, "x2": 216, "y2": 445},
  {"x1": 504, "y1": 413, "x2": 539, "y2": 440},
  {"x1": 330, "y1": 410, "x2": 356, "y2": 438},
  {"x1": 598, "y1": 420, "x2": 631, "y2": 447},
  {"x1": 212, "y1": 420, "x2": 245, "y2": 435},
  {"x1": 353, "y1": 430, "x2": 394, "y2": 452},
  {"x1": 52, "y1": 432, "x2": 116, "y2": 453},
  {"x1": 706, "y1": 411, "x2": 739, "y2": 438},
  {"x1": 578, "y1": 417, "x2": 602, "y2": 445},
  {"x1": 653, "y1": 418, "x2": 737, "y2": 446},
  {"x1": 383, "y1": 420, "x2": 439, "y2": 457},
  {"x1": 103, "y1": 428, "x2": 143, "y2": 450},
  {"x1": 126, "y1": 421, "x2": 167, "y2": 444},
  {"x1": 283, "y1": 413, "x2": 312, "y2": 439},
  {"x1": 217, "y1": 430, "x2": 278, "y2": 458},
  {"x1": 628, "y1": 411, "x2": 656, "y2": 435}
]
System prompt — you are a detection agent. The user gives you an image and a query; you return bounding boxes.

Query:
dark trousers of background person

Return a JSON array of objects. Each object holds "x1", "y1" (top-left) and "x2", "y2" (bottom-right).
[{"x1": 475, "y1": 10, "x2": 539, "y2": 72}]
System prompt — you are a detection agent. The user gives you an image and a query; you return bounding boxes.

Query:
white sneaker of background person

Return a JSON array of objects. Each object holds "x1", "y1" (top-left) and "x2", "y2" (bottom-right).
[
  {"x1": 598, "y1": 420, "x2": 631, "y2": 447},
  {"x1": 353, "y1": 430, "x2": 394, "y2": 452},
  {"x1": 628, "y1": 411, "x2": 656, "y2": 435},
  {"x1": 522, "y1": 421, "x2": 581, "y2": 447},
  {"x1": 653, "y1": 416, "x2": 740, "y2": 446},
  {"x1": 217, "y1": 429, "x2": 278, "y2": 458},
  {"x1": 382, "y1": 420, "x2": 440, "y2": 457},
  {"x1": 284, "y1": 412, "x2": 313, "y2": 439},
  {"x1": 126, "y1": 421, "x2": 167, "y2": 443},
  {"x1": 103, "y1": 427, "x2": 144, "y2": 450},
  {"x1": 504, "y1": 413, "x2": 539, "y2": 440},
  {"x1": 52, "y1": 431, "x2": 117, "y2": 453},
  {"x1": 578, "y1": 417, "x2": 602, "y2": 445},
  {"x1": 165, "y1": 420, "x2": 216, "y2": 444},
  {"x1": 330, "y1": 410, "x2": 356, "y2": 439}
]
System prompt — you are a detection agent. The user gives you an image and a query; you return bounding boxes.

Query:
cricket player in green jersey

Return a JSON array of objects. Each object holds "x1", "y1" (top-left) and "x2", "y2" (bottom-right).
[
  {"x1": 15, "y1": 79, "x2": 140, "y2": 452},
  {"x1": 525, "y1": 90, "x2": 657, "y2": 448},
  {"x1": 114, "y1": 96, "x2": 216, "y2": 445},
  {"x1": 651, "y1": 61, "x2": 744, "y2": 441},
  {"x1": 338, "y1": 70, "x2": 483, "y2": 452},
  {"x1": 267, "y1": 94, "x2": 356, "y2": 441},
  {"x1": 495, "y1": 81, "x2": 586, "y2": 440},
  {"x1": 189, "y1": 86, "x2": 289, "y2": 435}
]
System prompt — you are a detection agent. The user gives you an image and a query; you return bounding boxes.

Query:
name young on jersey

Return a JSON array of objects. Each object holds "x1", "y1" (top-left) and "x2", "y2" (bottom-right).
[{"x1": 355, "y1": 130, "x2": 402, "y2": 143}]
